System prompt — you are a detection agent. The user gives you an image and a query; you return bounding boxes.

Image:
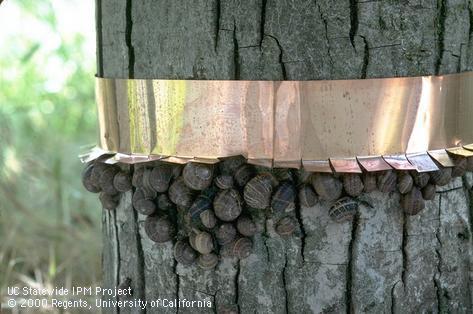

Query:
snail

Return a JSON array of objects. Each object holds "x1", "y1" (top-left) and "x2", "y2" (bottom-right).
[
  {"x1": 243, "y1": 174, "x2": 273, "y2": 209},
  {"x1": 231, "y1": 237, "x2": 253, "y2": 259},
  {"x1": 429, "y1": 167, "x2": 452, "y2": 186},
  {"x1": 81, "y1": 163, "x2": 101, "y2": 193},
  {"x1": 194, "y1": 231, "x2": 214, "y2": 254},
  {"x1": 401, "y1": 187, "x2": 425, "y2": 215},
  {"x1": 272, "y1": 168, "x2": 294, "y2": 182},
  {"x1": 410, "y1": 171, "x2": 430, "y2": 188},
  {"x1": 133, "y1": 198, "x2": 156, "y2": 216},
  {"x1": 215, "y1": 223, "x2": 237, "y2": 245},
  {"x1": 168, "y1": 177, "x2": 194, "y2": 208},
  {"x1": 219, "y1": 156, "x2": 246, "y2": 175},
  {"x1": 113, "y1": 171, "x2": 132, "y2": 193},
  {"x1": 157, "y1": 194, "x2": 174, "y2": 211},
  {"x1": 214, "y1": 189, "x2": 243, "y2": 221},
  {"x1": 99, "y1": 192, "x2": 118, "y2": 210},
  {"x1": 91, "y1": 162, "x2": 109, "y2": 185},
  {"x1": 149, "y1": 163, "x2": 173, "y2": 192},
  {"x1": 275, "y1": 216, "x2": 297, "y2": 236},
  {"x1": 343, "y1": 174, "x2": 364, "y2": 197},
  {"x1": 236, "y1": 216, "x2": 258, "y2": 237},
  {"x1": 214, "y1": 174, "x2": 234, "y2": 190},
  {"x1": 295, "y1": 168, "x2": 313, "y2": 185},
  {"x1": 189, "y1": 189, "x2": 215, "y2": 219},
  {"x1": 377, "y1": 170, "x2": 397, "y2": 193},
  {"x1": 298, "y1": 184, "x2": 317, "y2": 208},
  {"x1": 397, "y1": 172, "x2": 413, "y2": 194},
  {"x1": 197, "y1": 253, "x2": 219, "y2": 270},
  {"x1": 451, "y1": 157, "x2": 467, "y2": 177},
  {"x1": 200, "y1": 210, "x2": 217, "y2": 229},
  {"x1": 311, "y1": 173, "x2": 343, "y2": 201},
  {"x1": 329, "y1": 197, "x2": 358, "y2": 223},
  {"x1": 144, "y1": 216, "x2": 175, "y2": 243},
  {"x1": 271, "y1": 181, "x2": 296, "y2": 213},
  {"x1": 131, "y1": 166, "x2": 146, "y2": 188},
  {"x1": 421, "y1": 184, "x2": 436, "y2": 201},
  {"x1": 99, "y1": 165, "x2": 120, "y2": 195},
  {"x1": 362, "y1": 173, "x2": 377, "y2": 193},
  {"x1": 233, "y1": 164, "x2": 255, "y2": 187},
  {"x1": 173, "y1": 240, "x2": 197, "y2": 265},
  {"x1": 183, "y1": 162, "x2": 214, "y2": 190}
]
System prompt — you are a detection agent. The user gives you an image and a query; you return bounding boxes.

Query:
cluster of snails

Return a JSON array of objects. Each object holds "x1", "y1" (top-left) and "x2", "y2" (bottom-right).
[{"x1": 82, "y1": 154, "x2": 473, "y2": 269}]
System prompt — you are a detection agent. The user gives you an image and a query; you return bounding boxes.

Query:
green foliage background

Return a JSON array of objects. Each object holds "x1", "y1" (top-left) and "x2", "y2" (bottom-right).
[{"x1": 0, "y1": 0, "x2": 101, "y2": 301}]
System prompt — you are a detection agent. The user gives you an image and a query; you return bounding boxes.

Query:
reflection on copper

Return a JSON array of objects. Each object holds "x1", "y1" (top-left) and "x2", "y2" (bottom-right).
[
  {"x1": 302, "y1": 160, "x2": 333, "y2": 173},
  {"x1": 427, "y1": 149, "x2": 455, "y2": 167},
  {"x1": 357, "y1": 156, "x2": 392, "y2": 172},
  {"x1": 192, "y1": 158, "x2": 220, "y2": 165},
  {"x1": 162, "y1": 156, "x2": 192, "y2": 164},
  {"x1": 330, "y1": 158, "x2": 363, "y2": 173},
  {"x1": 406, "y1": 152, "x2": 439, "y2": 172},
  {"x1": 247, "y1": 158, "x2": 273, "y2": 168},
  {"x1": 463, "y1": 144, "x2": 473, "y2": 151},
  {"x1": 383, "y1": 155, "x2": 417, "y2": 170},
  {"x1": 273, "y1": 160, "x2": 302, "y2": 169},
  {"x1": 446, "y1": 147, "x2": 473, "y2": 157}
]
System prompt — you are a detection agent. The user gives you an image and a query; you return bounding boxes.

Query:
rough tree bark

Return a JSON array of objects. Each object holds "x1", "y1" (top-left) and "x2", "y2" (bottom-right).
[{"x1": 96, "y1": 1, "x2": 473, "y2": 313}]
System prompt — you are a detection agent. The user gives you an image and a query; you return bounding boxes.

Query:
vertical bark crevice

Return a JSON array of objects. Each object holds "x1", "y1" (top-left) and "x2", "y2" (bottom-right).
[
  {"x1": 173, "y1": 260, "x2": 180, "y2": 314},
  {"x1": 349, "y1": 0, "x2": 359, "y2": 48},
  {"x1": 435, "y1": 0, "x2": 447, "y2": 74},
  {"x1": 233, "y1": 22, "x2": 240, "y2": 79},
  {"x1": 125, "y1": 0, "x2": 135, "y2": 78},
  {"x1": 214, "y1": 0, "x2": 221, "y2": 51},
  {"x1": 96, "y1": 0, "x2": 103, "y2": 77},
  {"x1": 294, "y1": 202, "x2": 306, "y2": 263},
  {"x1": 317, "y1": 4, "x2": 334, "y2": 69},
  {"x1": 434, "y1": 194, "x2": 444, "y2": 313},
  {"x1": 132, "y1": 208, "x2": 146, "y2": 313},
  {"x1": 235, "y1": 260, "x2": 241, "y2": 311},
  {"x1": 260, "y1": 0, "x2": 267, "y2": 46},
  {"x1": 282, "y1": 254, "x2": 289, "y2": 314},
  {"x1": 360, "y1": 36, "x2": 369, "y2": 79},
  {"x1": 112, "y1": 210, "x2": 121, "y2": 313},
  {"x1": 346, "y1": 213, "x2": 358, "y2": 314},
  {"x1": 401, "y1": 212, "x2": 408, "y2": 288},
  {"x1": 264, "y1": 34, "x2": 287, "y2": 79}
]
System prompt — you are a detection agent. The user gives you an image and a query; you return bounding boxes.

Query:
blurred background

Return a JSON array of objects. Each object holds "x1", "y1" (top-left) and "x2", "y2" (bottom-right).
[{"x1": 0, "y1": 0, "x2": 101, "y2": 311}]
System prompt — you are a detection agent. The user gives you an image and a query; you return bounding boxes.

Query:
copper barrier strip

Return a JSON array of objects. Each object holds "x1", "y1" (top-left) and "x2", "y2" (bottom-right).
[
  {"x1": 302, "y1": 160, "x2": 333, "y2": 173},
  {"x1": 406, "y1": 152, "x2": 440, "y2": 172},
  {"x1": 447, "y1": 147, "x2": 473, "y2": 157},
  {"x1": 356, "y1": 156, "x2": 392, "y2": 172},
  {"x1": 383, "y1": 155, "x2": 417, "y2": 171},
  {"x1": 330, "y1": 158, "x2": 363, "y2": 173},
  {"x1": 427, "y1": 149, "x2": 455, "y2": 167}
]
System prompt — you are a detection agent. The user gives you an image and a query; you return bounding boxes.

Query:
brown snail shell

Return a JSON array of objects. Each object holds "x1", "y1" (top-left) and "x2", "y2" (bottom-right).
[
  {"x1": 401, "y1": 187, "x2": 425, "y2": 215},
  {"x1": 113, "y1": 171, "x2": 132, "y2": 193},
  {"x1": 429, "y1": 167, "x2": 452, "y2": 186},
  {"x1": 451, "y1": 157, "x2": 467, "y2": 177},
  {"x1": 82, "y1": 163, "x2": 101, "y2": 193},
  {"x1": 168, "y1": 177, "x2": 194, "y2": 208},
  {"x1": 234, "y1": 164, "x2": 255, "y2": 187},
  {"x1": 275, "y1": 216, "x2": 297, "y2": 236},
  {"x1": 362, "y1": 173, "x2": 378, "y2": 192},
  {"x1": 99, "y1": 165, "x2": 119, "y2": 195},
  {"x1": 298, "y1": 184, "x2": 317, "y2": 208},
  {"x1": 133, "y1": 198, "x2": 156, "y2": 215},
  {"x1": 200, "y1": 210, "x2": 217, "y2": 229},
  {"x1": 236, "y1": 216, "x2": 257, "y2": 237},
  {"x1": 157, "y1": 194, "x2": 174, "y2": 211},
  {"x1": 189, "y1": 194, "x2": 213, "y2": 219},
  {"x1": 231, "y1": 237, "x2": 253, "y2": 259},
  {"x1": 219, "y1": 156, "x2": 246, "y2": 175},
  {"x1": 329, "y1": 197, "x2": 358, "y2": 223},
  {"x1": 214, "y1": 189, "x2": 243, "y2": 221},
  {"x1": 343, "y1": 174, "x2": 364, "y2": 197},
  {"x1": 144, "y1": 216, "x2": 175, "y2": 243},
  {"x1": 197, "y1": 253, "x2": 219, "y2": 270},
  {"x1": 131, "y1": 166, "x2": 145, "y2": 188},
  {"x1": 272, "y1": 168, "x2": 294, "y2": 182},
  {"x1": 421, "y1": 184, "x2": 436, "y2": 201},
  {"x1": 183, "y1": 162, "x2": 214, "y2": 190},
  {"x1": 296, "y1": 168, "x2": 313, "y2": 185},
  {"x1": 215, "y1": 223, "x2": 237, "y2": 245},
  {"x1": 397, "y1": 173, "x2": 413, "y2": 194},
  {"x1": 149, "y1": 164, "x2": 173, "y2": 192},
  {"x1": 271, "y1": 181, "x2": 296, "y2": 212},
  {"x1": 243, "y1": 174, "x2": 273, "y2": 209},
  {"x1": 90, "y1": 162, "x2": 109, "y2": 184},
  {"x1": 214, "y1": 174, "x2": 234, "y2": 190},
  {"x1": 194, "y1": 231, "x2": 214, "y2": 254},
  {"x1": 173, "y1": 240, "x2": 197, "y2": 265},
  {"x1": 377, "y1": 170, "x2": 397, "y2": 193},
  {"x1": 311, "y1": 173, "x2": 343, "y2": 201},
  {"x1": 410, "y1": 171, "x2": 430, "y2": 188},
  {"x1": 99, "y1": 192, "x2": 118, "y2": 210}
]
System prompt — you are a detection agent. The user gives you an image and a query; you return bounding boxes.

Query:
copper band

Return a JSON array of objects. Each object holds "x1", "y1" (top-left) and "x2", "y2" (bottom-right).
[{"x1": 88, "y1": 71, "x2": 473, "y2": 170}]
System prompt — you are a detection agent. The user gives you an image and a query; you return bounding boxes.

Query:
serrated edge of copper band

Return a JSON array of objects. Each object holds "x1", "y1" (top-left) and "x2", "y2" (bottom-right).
[
  {"x1": 330, "y1": 158, "x2": 363, "y2": 173},
  {"x1": 406, "y1": 152, "x2": 440, "y2": 172}
]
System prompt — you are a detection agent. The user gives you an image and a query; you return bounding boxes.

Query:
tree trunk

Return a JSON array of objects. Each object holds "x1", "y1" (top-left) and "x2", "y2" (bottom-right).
[{"x1": 96, "y1": 1, "x2": 473, "y2": 313}]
